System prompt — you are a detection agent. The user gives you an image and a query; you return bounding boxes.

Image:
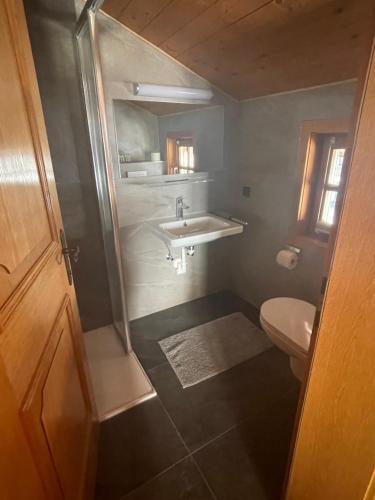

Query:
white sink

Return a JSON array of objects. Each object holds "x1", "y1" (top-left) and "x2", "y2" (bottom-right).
[{"x1": 150, "y1": 214, "x2": 243, "y2": 248}]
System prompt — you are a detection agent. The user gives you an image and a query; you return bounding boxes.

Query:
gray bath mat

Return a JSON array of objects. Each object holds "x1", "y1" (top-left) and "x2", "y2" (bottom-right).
[{"x1": 159, "y1": 312, "x2": 272, "y2": 388}]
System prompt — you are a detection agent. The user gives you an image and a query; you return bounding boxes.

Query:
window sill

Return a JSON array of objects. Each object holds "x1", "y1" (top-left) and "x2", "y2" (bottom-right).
[{"x1": 292, "y1": 234, "x2": 329, "y2": 250}]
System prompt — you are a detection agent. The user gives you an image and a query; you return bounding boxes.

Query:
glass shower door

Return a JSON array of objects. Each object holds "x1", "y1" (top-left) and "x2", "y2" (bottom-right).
[{"x1": 76, "y1": 7, "x2": 131, "y2": 352}]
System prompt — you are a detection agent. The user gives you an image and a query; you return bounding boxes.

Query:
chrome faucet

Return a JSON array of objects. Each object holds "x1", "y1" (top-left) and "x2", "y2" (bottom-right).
[{"x1": 176, "y1": 196, "x2": 189, "y2": 220}]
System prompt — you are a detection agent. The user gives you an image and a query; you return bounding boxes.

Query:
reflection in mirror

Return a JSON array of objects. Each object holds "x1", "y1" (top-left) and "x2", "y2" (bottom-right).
[{"x1": 113, "y1": 99, "x2": 224, "y2": 182}]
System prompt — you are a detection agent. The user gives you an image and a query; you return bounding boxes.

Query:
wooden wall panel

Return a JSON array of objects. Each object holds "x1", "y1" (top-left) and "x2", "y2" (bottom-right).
[
  {"x1": 103, "y1": 0, "x2": 132, "y2": 19},
  {"x1": 0, "y1": 0, "x2": 56, "y2": 306},
  {"x1": 141, "y1": 0, "x2": 217, "y2": 47},
  {"x1": 20, "y1": 298, "x2": 92, "y2": 500},
  {"x1": 0, "y1": 252, "x2": 69, "y2": 404},
  {"x1": 178, "y1": 0, "x2": 373, "y2": 98},
  {"x1": 0, "y1": 355, "x2": 46, "y2": 500},
  {"x1": 102, "y1": 0, "x2": 374, "y2": 99},
  {"x1": 0, "y1": 0, "x2": 96, "y2": 497},
  {"x1": 118, "y1": 0, "x2": 172, "y2": 33},
  {"x1": 286, "y1": 39, "x2": 375, "y2": 500},
  {"x1": 42, "y1": 307, "x2": 91, "y2": 500},
  {"x1": 160, "y1": 0, "x2": 269, "y2": 57}
]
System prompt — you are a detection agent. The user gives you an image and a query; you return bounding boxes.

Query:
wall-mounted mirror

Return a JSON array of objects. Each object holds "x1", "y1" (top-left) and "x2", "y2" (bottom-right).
[{"x1": 112, "y1": 99, "x2": 224, "y2": 182}]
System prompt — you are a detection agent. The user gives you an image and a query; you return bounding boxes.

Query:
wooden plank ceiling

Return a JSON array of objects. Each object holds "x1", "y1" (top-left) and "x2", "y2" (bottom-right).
[{"x1": 102, "y1": 0, "x2": 374, "y2": 100}]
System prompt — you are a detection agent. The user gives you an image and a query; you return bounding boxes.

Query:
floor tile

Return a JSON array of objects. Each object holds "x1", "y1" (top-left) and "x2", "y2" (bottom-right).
[
  {"x1": 122, "y1": 458, "x2": 214, "y2": 500},
  {"x1": 193, "y1": 392, "x2": 299, "y2": 500},
  {"x1": 130, "y1": 290, "x2": 260, "y2": 371},
  {"x1": 148, "y1": 348, "x2": 298, "y2": 451},
  {"x1": 96, "y1": 292, "x2": 300, "y2": 500},
  {"x1": 95, "y1": 397, "x2": 188, "y2": 500}
]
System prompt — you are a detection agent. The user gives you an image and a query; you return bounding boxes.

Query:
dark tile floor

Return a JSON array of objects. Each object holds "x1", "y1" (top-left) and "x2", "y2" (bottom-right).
[{"x1": 95, "y1": 291, "x2": 300, "y2": 500}]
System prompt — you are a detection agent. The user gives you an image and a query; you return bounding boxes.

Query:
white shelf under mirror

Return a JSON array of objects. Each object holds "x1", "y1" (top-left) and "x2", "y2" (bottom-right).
[{"x1": 117, "y1": 171, "x2": 211, "y2": 186}]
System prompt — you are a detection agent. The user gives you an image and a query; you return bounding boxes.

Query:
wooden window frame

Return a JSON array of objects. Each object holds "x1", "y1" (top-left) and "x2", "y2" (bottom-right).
[
  {"x1": 166, "y1": 131, "x2": 195, "y2": 175},
  {"x1": 290, "y1": 118, "x2": 350, "y2": 248},
  {"x1": 312, "y1": 134, "x2": 347, "y2": 237}
]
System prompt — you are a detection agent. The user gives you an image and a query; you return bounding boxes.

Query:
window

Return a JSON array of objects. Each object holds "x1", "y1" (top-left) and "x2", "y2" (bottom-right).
[
  {"x1": 292, "y1": 119, "x2": 350, "y2": 245},
  {"x1": 176, "y1": 138, "x2": 195, "y2": 173},
  {"x1": 166, "y1": 133, "x2": 195, "y2": 174},
  {"x1": 312, "y1": 134, "x2": 347, "y2": 238}
]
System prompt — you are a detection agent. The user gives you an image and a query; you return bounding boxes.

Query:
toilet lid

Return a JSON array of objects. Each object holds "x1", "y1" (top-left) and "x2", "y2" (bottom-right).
[{"x1": 260, "y1": 297, "x2": 316, "y2": 353}]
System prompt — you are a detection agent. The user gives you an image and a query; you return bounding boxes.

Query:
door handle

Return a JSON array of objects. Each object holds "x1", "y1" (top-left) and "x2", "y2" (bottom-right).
[
  {"x1": 62, "y1": 245, "x2": 80, "y2": 263},
  {"x1": 60, "y1": 229, "x2": 79, "y2": 285}
]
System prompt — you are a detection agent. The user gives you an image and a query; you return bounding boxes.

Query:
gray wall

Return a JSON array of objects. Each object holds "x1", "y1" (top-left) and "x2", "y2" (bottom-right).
[
  {"x1": 114, "y1": 101, "x2": 160, "y2": 163},
  {"x1": 98, "y1": 12, "x2": 215, "y2": 92},
  {"x1": 228, "y1": 81, "x2": 357, "y2": 308},
  {"x1": 116, "y1": 178, "x2": 231, "y2": 319},
  {"x1": 25, "y1": 2, "x2": 358, "y2": 325},
  {"x1": 25, "y1": 0, "x2": 113, "y2": 330},
  {"x1": 96, "y1": 13, "x2": 234, "y2": 320}
]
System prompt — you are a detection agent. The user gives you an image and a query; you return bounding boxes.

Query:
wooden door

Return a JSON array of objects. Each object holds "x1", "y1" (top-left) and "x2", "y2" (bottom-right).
[
  {"x1": 285, "y1": 38, "x2": 375, "y2": 500},
  {"x1": 0, "y1": 0, "x2": 95, "y2": 498}
]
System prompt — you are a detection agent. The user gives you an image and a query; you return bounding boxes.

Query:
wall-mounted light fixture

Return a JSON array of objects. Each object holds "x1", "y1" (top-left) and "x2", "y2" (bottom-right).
[{"x1": 134, "y1": 83, "x2": 213, "y2": 101}]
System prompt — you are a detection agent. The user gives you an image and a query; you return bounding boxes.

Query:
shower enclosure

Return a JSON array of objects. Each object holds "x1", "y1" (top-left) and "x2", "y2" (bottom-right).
[{"x1": 75, "y1": 0, "x2": 131, "y2": 352}]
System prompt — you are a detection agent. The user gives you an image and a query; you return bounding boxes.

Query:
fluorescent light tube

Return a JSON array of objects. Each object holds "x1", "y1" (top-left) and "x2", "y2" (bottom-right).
[{"x1": 134, "y1": 83, "x2": 213, "y2": 101}]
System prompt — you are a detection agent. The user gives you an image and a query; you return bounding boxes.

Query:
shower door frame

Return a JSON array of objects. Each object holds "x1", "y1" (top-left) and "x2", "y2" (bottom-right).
[{"x1": 75, "y1": 0, "x2": 132, "y2": 352}]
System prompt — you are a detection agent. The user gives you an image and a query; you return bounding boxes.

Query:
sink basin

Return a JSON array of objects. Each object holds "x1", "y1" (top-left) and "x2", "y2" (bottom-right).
[{"x1": 150, "y1": 214, "x2": 243, "y2": 248}]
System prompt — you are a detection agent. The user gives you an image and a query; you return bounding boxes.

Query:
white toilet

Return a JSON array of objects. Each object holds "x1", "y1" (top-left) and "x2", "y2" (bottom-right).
[{"x1": 260, "y1": 297, "x2": 316, "y2": 381}]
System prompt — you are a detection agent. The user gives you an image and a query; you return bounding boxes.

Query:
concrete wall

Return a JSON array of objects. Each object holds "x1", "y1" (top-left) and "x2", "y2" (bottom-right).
[
  {"x1": 97, "y1": 13, "x2": 213, "y2": 92},
  {"x1": 26, "y1": 2, "x2": 357, "y2": 324},
  {"x1": 114, "y1": 101, "x2": 160, "y2": 163},
  {"x1": 96, "y1": 13, "x2": 357, "y2": 317},
  {"x1": 116, "y1": 177, "x2": 231, "y2": 319},
  {"x1": 228, "y1": 81, "x2": 357, "y2": 308},
  {"x1": 25, "y1": 0, "x2": 113, "y2": 331},
  {"x1": 95, "y1": 13, "x2": 235, "y2": 320}
]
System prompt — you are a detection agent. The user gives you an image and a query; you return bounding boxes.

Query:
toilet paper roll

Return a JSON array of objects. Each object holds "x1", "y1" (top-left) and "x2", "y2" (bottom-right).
[{"x1": 276, "y1": 249, "x2": 298, "y2": 270}]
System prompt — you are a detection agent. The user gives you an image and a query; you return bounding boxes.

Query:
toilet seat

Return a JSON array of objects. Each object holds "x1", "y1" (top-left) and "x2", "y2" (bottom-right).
[
  {"x1": 260, "y1": 297, "x2": 316, "y2": 356},
  {"x1": 260, "y1": 316, "x2": 307, "y2": 359}
]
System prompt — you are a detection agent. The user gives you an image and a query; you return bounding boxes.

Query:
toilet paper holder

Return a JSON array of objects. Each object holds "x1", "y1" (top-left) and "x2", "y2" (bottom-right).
[{"x1": 285, "y1": 244, "x2": 302, "y2": 255}]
